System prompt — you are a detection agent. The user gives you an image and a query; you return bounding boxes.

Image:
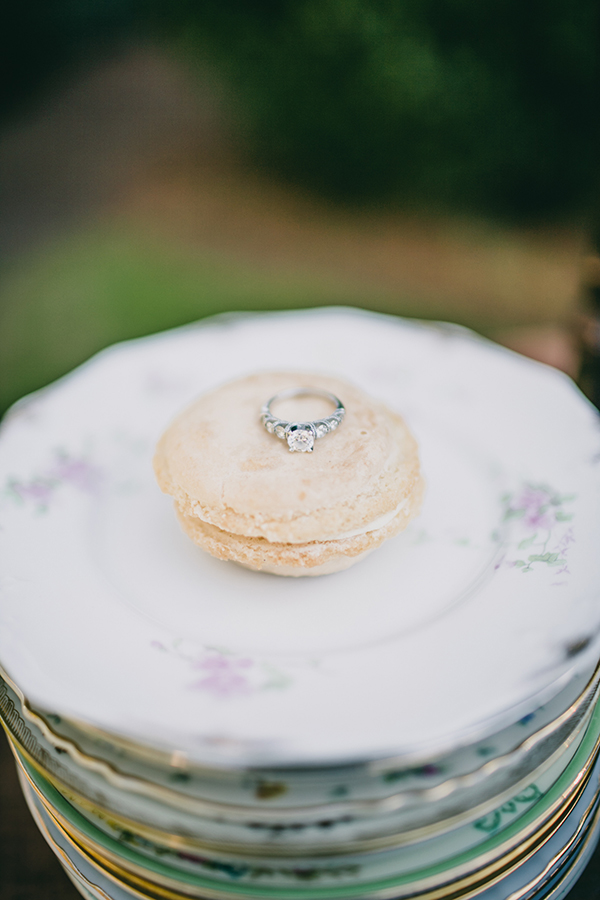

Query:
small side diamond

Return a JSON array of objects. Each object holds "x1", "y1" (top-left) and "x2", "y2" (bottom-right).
[
  {"x1": 274, "y1": 424, "x2": 286, "y2": 438},
  {"x1": 315, "y1": 422, "x2": 329, "y2": 437},
  {"x1": 328, "y1": 418, "x2": 339, "y2": 430},
  {"x1": 265, "y1": 420, "x2": 275, "y2": 433}
]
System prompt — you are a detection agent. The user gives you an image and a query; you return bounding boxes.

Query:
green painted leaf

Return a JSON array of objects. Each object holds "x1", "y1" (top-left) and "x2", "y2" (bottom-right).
[
  {"x1": 504, "y1": 508, "x2": 525, "y2": 520},
  {"x1": 474, "y1": 811, "x2": 501, "y2": 833},
  {"x1": 518, "y1": 533, "x2": 537, "y2": 550},
  {"x1": 555, "y1": 511, "x2": 573, "y2": 521},
  {"x1": 514, "y1": 560, "x2": 526, "y2": 567},
  {"x1": 261, "y1": 664, "x2": 293, "y2": 690},
  {"x1": 516, "y1": 784, "x2": 543, "y2": 803}
]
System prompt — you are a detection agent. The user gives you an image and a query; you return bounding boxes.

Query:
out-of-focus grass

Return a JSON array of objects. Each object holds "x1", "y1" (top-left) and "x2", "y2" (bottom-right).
[{"x1": 0, "y1": 223, "x2": 423, "y2": 416}]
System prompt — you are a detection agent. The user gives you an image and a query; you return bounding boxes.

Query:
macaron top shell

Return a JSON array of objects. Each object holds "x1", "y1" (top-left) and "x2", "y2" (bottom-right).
[{"x1": 154, "y1": 371, "x2": 422, "y2": 544}]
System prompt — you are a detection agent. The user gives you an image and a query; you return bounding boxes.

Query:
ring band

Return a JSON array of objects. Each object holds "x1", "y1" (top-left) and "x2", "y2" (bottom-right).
[{"x1": 261, "y1": 388, "x2": 345, "y2": 453}]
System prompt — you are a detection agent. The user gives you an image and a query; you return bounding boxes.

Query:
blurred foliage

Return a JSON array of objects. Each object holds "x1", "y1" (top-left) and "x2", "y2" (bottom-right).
[
  {"x1": 1, "y1": 1, "x2": 599, "y2": 413},
  {"x1": 2, "y1": 0, "x2": 142, "y2": 121},
  {"x1": 172, "y1": 0, "x2": 600, "y2": 224},
  {"x1": 3, "y1": 1, "x2": 599, "y2": 224},
  {"x1": 0, "y1": 225, "x2": 418, "y2": 415}
]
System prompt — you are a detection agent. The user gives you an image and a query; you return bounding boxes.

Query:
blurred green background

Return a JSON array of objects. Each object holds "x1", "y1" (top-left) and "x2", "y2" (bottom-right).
[{"x1": 1, "y1": 0, "x2": 599, "y2": 415}]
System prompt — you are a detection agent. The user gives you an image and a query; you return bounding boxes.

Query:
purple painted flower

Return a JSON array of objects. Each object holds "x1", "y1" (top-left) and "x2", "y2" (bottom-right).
[
  {"x1": 503, "y1": 485, "x2": 575, "y2": 577},
  {"x1": 8, "y1": 478, "x2": 54, "y2": 507},
  {"x1": 50, "y1": 452, "x2": 102, "y2": 493},
  {"x1": 4, "y1": 451, "x2": 102, "y2": 511},
  {"x1": 153, "y1": 640, "x2": 293, "y2": 697},
  {"x1": 190, "y1": 654, "x2": 254, "y2": 698},
  {"x1": 509, "y1": 485, "x2": 557, "y2": 531}
]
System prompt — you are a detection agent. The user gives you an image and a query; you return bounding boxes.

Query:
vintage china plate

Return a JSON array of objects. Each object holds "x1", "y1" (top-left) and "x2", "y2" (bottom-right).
[
  {"x1": 2, "y1": 671, "x2": 594, "y2": 849},
  {"x1": 15, "y1": 723, "x2": 600, "y2": 900},
  {"x1": 1, "y1": 309, "x2": 600, "y2": 767},
  {"x1": 53, "y1": 813, "x2": 600, "y2": 900},
  {"x1": 4, "y1": 658, "x2": 596, "y2": 811},
  {"x1": 32, "y1": 791, "x2": 600, "y2": 900},
  {"x1": 542, "y1": 815, "x2": 600, "y2": 900},
  {"x1": 27, "y1": 781, "x2": 600, "y2": 900},
  {"x1": 11, "y1": 724, "x2": 592, "y2": 888},
  {"x1": 2, "y1": 660, "x2": 597, "y2": 823}
]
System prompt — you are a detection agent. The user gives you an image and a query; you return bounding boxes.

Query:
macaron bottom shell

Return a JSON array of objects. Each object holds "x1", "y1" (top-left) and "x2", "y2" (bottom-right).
[{"x1": 175, "y1": 480, "x2": 424, "y2": 577}]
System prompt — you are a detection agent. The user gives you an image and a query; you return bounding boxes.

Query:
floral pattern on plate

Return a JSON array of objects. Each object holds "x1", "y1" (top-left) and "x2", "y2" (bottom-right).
[
  {"x1": 1, "y1": 450, "x2": 102, "y2": 512},
  {"x1": 150, "y1": 640, "x2": 294, "y2": 697},
  {"x1": 502, "y1": 484, "x2": 575, "y2": 577}
]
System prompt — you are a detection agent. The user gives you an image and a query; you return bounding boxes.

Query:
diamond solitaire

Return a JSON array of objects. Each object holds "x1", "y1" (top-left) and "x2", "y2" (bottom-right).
[{"x1": 286, "y1": 424, "x2": 316, "y2": 453}]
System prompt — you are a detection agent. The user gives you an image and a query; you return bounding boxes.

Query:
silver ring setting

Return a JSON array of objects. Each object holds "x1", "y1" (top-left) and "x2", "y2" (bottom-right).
[{"x1": 261, "y1": 388, "x2": 346, "y2": 453}]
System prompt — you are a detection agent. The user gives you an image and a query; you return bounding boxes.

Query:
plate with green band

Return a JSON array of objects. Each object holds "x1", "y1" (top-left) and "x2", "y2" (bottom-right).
[{"x1": 12, "y1": 691, "x2": 600, "y2": 900}]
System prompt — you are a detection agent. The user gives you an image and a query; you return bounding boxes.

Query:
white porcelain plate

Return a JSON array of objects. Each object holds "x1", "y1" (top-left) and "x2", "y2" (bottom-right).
[{"x1": 1, "y1": 309, "x2": 600, "y2": 767}]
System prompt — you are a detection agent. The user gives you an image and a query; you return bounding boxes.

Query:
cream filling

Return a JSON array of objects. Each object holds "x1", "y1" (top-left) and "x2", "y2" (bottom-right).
[
  {"x1": 330, "y1": 497, "x2": 409, "y2": 541},
  {"x1": 186, "y1": 496, "x2": 411, "y2": 544}
]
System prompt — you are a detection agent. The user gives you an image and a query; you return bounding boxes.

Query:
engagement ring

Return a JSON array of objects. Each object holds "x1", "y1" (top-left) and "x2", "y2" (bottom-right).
[{"x1": 261, "y1": 388, "x2": 345, "y2": 452}]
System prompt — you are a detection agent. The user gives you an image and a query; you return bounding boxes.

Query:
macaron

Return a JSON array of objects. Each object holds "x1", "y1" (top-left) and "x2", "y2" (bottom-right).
[{"x1": 153, "y1": 372, "x2": 424, "y2": 576}]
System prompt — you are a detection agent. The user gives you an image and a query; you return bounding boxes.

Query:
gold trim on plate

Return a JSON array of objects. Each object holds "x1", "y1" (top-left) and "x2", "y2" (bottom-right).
[
  {"x1": 2, "y1": 657, "x2": 600, "y2": 822},
  {"x1": 1, "y1": 687, "x2": 597, "y2": 858},
  {"x1": 12, "y1": 734, "x2": 600, "y2": 900}
]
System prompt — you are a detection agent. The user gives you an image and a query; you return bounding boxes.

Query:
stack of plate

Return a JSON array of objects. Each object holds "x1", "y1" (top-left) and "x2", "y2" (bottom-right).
[{"x1": 1, "y1": 308, "x2": 600, "y2": 900}]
